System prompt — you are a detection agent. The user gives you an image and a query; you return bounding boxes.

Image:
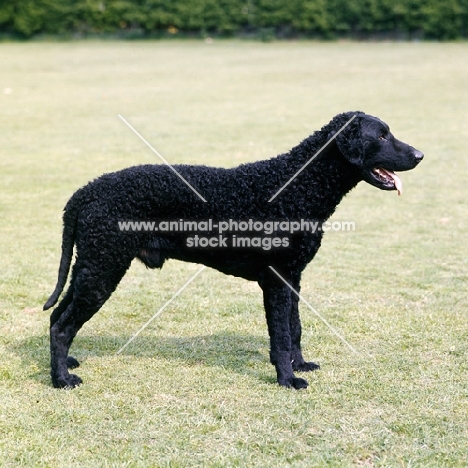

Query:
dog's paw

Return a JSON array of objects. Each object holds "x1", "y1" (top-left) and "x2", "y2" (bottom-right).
[
  {"x1": 278, "y1": 376, "x2": 309, "y2": 390},
  {"x1": 291, "y1": 377, "x2": 309, "y2": 389},
  {"x1": 66, "y1": 356, "x2": 80, "y2": 369},
  {"x1": 53, "y1": 374, "x2": 83, "y2": 389},
  {"x1": 292, "y1": 360, "x2": 320, "y2": 372}
]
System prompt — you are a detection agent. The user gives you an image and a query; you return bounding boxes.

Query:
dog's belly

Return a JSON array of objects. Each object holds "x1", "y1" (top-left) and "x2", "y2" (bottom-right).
[
  {"x1": 137, "y1": 232, "x2": 320, "y2": 282},
  {"x1": 165, "y1": 246, "x2": 264, "y2": 282}
]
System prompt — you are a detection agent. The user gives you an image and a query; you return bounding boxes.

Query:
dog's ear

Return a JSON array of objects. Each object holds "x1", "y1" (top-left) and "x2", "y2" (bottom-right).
[{"x1": 328, "y1": 114, "x2": 363, "y2": 166}]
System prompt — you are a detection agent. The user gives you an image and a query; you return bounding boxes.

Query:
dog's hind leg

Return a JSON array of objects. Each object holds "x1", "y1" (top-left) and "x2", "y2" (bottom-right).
[
  {"x1": 49, "y1": 285, "x2": 80, "y2": 369},
  {"x1": 289, "y1": 278, "x2": 320, "y2": 373},
  {"x1": 50, "y1": 260, "x2": 131, "y2": 388}
]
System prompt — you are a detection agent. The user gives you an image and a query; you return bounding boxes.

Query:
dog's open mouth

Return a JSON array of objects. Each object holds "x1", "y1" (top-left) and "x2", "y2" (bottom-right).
[{"x1": 372, "y1": 168, "x2": 403, "y2": 195}]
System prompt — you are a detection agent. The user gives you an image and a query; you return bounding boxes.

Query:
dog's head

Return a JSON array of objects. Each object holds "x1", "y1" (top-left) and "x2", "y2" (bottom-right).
[{"x1": 330, "y1": 112, "x2": 424, "y2": 195}]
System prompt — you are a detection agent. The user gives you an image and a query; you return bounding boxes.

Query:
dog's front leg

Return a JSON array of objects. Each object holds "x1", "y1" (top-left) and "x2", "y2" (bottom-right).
[
  {"x1": 260, "y1": 277, "x2": 308, "y2": 390},
  {"x1": 289, "y1": 280, "x2": 320, "y2": 373}
]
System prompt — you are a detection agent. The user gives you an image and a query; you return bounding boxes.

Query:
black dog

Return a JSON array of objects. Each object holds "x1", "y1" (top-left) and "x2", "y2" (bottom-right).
[{"x1": 44, "y1": 112, "x2": 423, "y2": 389}]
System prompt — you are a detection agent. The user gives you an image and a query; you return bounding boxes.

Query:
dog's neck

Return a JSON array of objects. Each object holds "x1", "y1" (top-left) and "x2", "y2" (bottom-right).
[{"x1": 277, "y1": 134, "x2": 362, "y2": 221}]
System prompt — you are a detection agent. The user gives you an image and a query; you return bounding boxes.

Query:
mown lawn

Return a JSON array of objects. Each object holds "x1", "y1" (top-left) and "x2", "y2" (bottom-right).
[{"x1": 1, "y1": 40, "x2": 467, "y2": 467}]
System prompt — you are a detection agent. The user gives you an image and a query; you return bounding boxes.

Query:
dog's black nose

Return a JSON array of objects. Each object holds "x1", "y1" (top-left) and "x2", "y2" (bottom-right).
[{"x1": 414, "y1": 150, "x2": 424, "y2": 161}]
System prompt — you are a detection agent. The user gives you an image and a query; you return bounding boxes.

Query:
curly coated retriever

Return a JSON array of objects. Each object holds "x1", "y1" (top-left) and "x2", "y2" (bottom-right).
[{"x1": 44, "y1": 111, "x2": 423, "y2": 390}]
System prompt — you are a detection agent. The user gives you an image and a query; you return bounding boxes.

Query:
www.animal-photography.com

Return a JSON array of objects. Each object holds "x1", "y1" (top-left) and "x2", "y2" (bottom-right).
[{"x1": 1, "y1": 3, "x2": 467, "y2": 466}]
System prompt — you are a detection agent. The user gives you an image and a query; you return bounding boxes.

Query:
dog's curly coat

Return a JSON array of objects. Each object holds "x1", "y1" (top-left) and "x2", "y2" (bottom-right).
[{"x1": 44, "y1": 112, "x2": 423, "y2": 389}]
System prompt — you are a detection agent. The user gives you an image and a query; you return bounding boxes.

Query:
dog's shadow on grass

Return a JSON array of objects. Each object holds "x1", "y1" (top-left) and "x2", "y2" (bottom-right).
[{"x1": 14, "y1": 332, "x2": 274, "y2": 387}]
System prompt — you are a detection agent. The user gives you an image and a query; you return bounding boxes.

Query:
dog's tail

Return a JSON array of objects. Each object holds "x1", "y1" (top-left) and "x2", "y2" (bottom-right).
[{"x1": 43, "y1": 199, "x2": 79, "y2": 311}]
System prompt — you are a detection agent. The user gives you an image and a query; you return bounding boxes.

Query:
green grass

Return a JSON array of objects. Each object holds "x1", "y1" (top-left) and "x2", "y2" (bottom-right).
[{"x1": 1, "y1": 40, "x2": 468, "y2": 467}]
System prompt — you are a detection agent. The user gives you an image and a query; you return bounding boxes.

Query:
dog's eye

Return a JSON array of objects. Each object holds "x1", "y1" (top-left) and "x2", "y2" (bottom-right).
[{"x1": 379, "y1": 134, "x2": 387, "y2": 141}]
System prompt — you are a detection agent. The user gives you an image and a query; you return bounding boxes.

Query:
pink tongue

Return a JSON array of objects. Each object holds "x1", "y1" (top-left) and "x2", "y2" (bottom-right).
[{"x1": 381, "y1": 168, "x2": 403, "y2": 196}]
